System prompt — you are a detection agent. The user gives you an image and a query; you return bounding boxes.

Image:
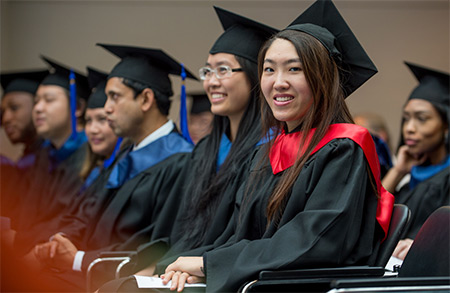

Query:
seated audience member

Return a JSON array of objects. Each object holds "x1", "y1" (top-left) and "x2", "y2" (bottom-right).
[
  {"x1": 29, "y1": 45, "x2": 196, "y2": 292},
  {"x1": 383, "y1": 62, "x2": 449, "y2": 260},
  {"x1": 0, "y1": 69, "x2": 48, "y2": 219},
  {"x1": 1, "y1": 57, "x2": 90, "y2": 291},
  {"x1": 187, "y1": 92, "x2": 213, "y2": 144},
  {"x1": 78, "y1": 67, "x2": 123, "y2": 193},
  {"x1": 6, "y1": 56, "x2": 90, "y2": 253},
  {"x1": 354, "y1": 112, "x2": 393, "y2": 178},
  {"x1": 99, "y1": 1, "x2": 394, "y2": 292},
  {"x1": 6, "y1": 66, "x2": 122, "y2": 252},
  {"x1": 122, "y1": 6, "x2": 277, "y2": 281}
]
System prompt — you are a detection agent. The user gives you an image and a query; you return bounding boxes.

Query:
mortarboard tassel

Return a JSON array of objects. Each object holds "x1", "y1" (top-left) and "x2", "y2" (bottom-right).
[
  {"x1": 69, "y1": 69, "x2": 78, "y2": 139},
  {"x1": 180, "y1": 63, "x2": 193, "y2": 144}
]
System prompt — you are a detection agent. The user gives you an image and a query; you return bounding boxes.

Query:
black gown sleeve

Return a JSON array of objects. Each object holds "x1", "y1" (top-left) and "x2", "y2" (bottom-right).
[
  {"x1": 204, "y1": 139, "x2": 381, "y2": 292},
  {"x1": 395, "y1": 167, "x2": 450, "y2": 239}
]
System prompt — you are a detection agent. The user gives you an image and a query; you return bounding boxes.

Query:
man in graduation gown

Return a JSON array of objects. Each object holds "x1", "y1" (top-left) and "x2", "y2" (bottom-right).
[
  {"x1": 0, "y1": 69, "x2": 48, "y2": 220},
  {"x1": 4, "y1": 67, "x2": 122, "y2": 260},
  {"x1": 29, "y1": 44, "x2": 196, "y2": 292},
  {"x1": 0, "y1": 57, "x2": 90, "y2": 291},
  {"x1": 4, "y1": 56, "x2": 90, "y2": 251}
]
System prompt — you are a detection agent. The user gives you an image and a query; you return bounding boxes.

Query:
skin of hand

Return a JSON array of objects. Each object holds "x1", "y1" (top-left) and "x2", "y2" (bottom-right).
[
  {"x1": 382, "y1": 145, "x2": 427, "y2": 193},
  {"x1": 22, "y1": 248, "x2": 45, "y2": 271},
  {"x1": 34, "y1": 233, "x2": 78, "y2": 271},
  {"x1": 162, "y1": 257, "x2": 205, "y2": 292},
  {"x1": 393, "y1": 238, "x2": 414, "y2": 260},
  {"x1": 395, "y1": 145, "x2": 427, "y2": 175}
]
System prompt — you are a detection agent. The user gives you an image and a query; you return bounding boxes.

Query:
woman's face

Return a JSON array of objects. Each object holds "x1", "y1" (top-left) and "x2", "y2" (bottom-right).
[
  {"x1": 402, "y1": 99, "x2": 447, "y2": 157},
  {"x1": 202, "y1": 53, "x2": 251, "y2": 123},
  {"x1": 85, "y1": 107, "x2": 118, "y2": 157},
  {"x1": 261, "y1": 38, "x2": 314, "y2": 132}
]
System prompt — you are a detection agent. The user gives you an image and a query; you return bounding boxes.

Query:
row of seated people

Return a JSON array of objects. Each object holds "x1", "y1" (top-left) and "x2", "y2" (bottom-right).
[{"x1": 1, "y1": 0, "x2": 448, "y2": 292}]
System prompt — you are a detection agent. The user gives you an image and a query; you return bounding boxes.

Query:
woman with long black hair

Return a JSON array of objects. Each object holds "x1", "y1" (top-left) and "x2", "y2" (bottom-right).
[
  {"x1": 156, "y1": 1, "x2": 394, "y2": 292},
  {"x1": 116, "y1": 6, "x2": 279, "y2": 280}
]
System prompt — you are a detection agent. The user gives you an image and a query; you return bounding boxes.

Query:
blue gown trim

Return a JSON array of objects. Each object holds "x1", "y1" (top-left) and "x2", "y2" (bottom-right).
[
  {"x1": 106, "y1": 132, "x2": 193, "y2": 189},
  {"x1": 79, "y1": 137, "x2": 124, "y2": 193},
  {"x1": 410, "y1": 155, "x2": 450, "y2": 189},
  {"x1": 217, "y1": 133, "x2": 232, "y2": 171},
  {"x1": 46, "y1": 131, "x2": 87, "y2": 171}
]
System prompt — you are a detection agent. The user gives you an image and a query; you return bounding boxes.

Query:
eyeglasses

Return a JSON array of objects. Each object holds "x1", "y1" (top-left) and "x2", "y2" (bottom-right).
[{"x1": 199, "y1": 65, "x2": 243, "y2": 80}]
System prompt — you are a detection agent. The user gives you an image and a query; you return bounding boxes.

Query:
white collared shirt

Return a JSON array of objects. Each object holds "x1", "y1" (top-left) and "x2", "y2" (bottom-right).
[{"x1": 133, "y1": 120, "x2": 175, "y2": 151}]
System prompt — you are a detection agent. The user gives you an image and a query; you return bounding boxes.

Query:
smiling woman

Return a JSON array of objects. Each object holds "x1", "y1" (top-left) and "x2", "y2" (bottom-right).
[
  {"x1": 261, "y1": 38, "x2": 314, "y2": 132},
  {"x1": 128, "y1": 1, "x2": 393, "y2": 292},
  {"x1": 79, "y1": 67, "x2": 121, "y2": 190}
]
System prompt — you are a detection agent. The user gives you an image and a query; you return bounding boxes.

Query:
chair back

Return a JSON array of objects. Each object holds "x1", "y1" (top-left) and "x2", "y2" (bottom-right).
[
  {"x1": 399, "y1": 206, "x2": 450, "y2": 277},
  {"x1": 374, "y1": 204, "x2": 410, "y2": 267}
]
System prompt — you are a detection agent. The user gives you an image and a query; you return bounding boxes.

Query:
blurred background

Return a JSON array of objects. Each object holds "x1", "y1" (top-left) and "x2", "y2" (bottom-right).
[{"x1": 1, "y1": 0, "x2": 449, "y2": 160}]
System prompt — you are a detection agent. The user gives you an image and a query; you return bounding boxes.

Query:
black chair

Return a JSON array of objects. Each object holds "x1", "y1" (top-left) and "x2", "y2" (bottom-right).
[
  {"x1": 328, "y1": 206, "x2": 450, "y2": 292},
  {"x1": 239, "y1": 204, "x2": 411, "y2": 292}
]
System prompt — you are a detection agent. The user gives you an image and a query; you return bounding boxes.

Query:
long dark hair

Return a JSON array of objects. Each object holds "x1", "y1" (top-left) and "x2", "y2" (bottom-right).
[
  {"x1": 257, "y1": 30, "x2": 354, "y2": 224},
  {"x1": 181, "y1": 55, "x2": 262, "y2": 247}
]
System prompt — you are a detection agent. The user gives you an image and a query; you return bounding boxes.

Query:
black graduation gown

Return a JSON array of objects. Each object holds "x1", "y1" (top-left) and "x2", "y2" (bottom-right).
[
  {"x1": 74, "y1": 152, "x2": 192, "y2": 270},
  {"x1": 135, "y1": 134, "x2": 253, "y2": 270},
  {"x1": 1, "y1": 138, "x2": 44, "y2": 221},
  {"x1": 13, "y1": 142, "x2": 88, "y2": 254},
  {"x1": 203, "y1": 138, "x2": 384, "y2": 292},
  {"x1": 25, "y1": 131, "x2": 194, "y2": 292},
  {"x1": 44, "y1": 131, "x2": 191, "y2": 272},
  {"x1": 1, "y1": 157, "x2": 21, "y2": 221},
  {"x1": 395, "y1": 167, "x2": 450, "y2": 239},
  {"x1": 14, "y1": 154, "x2": 116, "y2": 255}
]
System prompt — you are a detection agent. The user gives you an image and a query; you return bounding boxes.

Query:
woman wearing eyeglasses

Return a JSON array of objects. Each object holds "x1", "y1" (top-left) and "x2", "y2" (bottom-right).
[{"x1": 97, "y1": 7, "x2": 278, "y2": 291}]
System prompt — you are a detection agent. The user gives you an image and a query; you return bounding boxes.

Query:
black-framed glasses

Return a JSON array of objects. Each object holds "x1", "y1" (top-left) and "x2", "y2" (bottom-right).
[{"x1": 199, "y1": 65, "x2": 243, "y2": 80}]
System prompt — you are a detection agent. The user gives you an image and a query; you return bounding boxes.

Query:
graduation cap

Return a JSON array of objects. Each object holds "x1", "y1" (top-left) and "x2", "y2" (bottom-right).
[
  {"x1": 40, "y1": 56, "x2": 90, "y2": 138},
  {"x1": 405, "y1": 61, "x2": 449, "y2": 119},
  {"x1": 284, "y1": 0, "x2": 377, "y2": 97},
  {"x1": 40, "y1": 55, "x2": 90, "y2": 100},
  {"x1": 210, "y1": 6, "x2": 279, "y2": 63},
  {"x1": 86, "y1": 67, "x2": 108, "y2": 109},
  {"x1": 188, "y1": 92, "x2": 211, "y2": 114},
  {"x1": 1, "y1": 69, "x2": 49, "y2": 95},
  {"x1": 97, "y1": 43, "x2": 197, "y2": 99}
]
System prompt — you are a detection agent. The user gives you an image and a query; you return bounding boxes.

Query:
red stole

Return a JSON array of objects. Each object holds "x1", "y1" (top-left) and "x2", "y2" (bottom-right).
[{"x1": 269, "y1": 123, "x2": 394, "y2": 239}]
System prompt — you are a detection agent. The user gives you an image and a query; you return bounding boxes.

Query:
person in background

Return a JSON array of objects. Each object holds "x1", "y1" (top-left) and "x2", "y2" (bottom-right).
[
  {"x1": 8, "y1": 66, "x2": 124, "y2": 254},
  {"x1": 79, "y1": 67, "x2": 123, "y2": 193},
  {"x1": 354, "y1": 112, "x2": 393, "y2": 179},
  {"x1": 100, "y1": 1, "x2": 393, "y2": 292},
  {"x1": 0, "y1": 69, "x2": 48, "y2": 219},
  {"x1": 3, "y1": 56, "x2": 90, "y2": 251},
  {"x1": 383, "y1": 62, "x2": 449, "y2": 260},
  {"x1": 187, "y1": 92, "x2": 213, "y2": 144},
  {"x1": 29, "y1": 44, "x2": 196, "y2": 292},
  {"x1": 0, "y1": 57, "x2": 90, "y2": 292}
]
